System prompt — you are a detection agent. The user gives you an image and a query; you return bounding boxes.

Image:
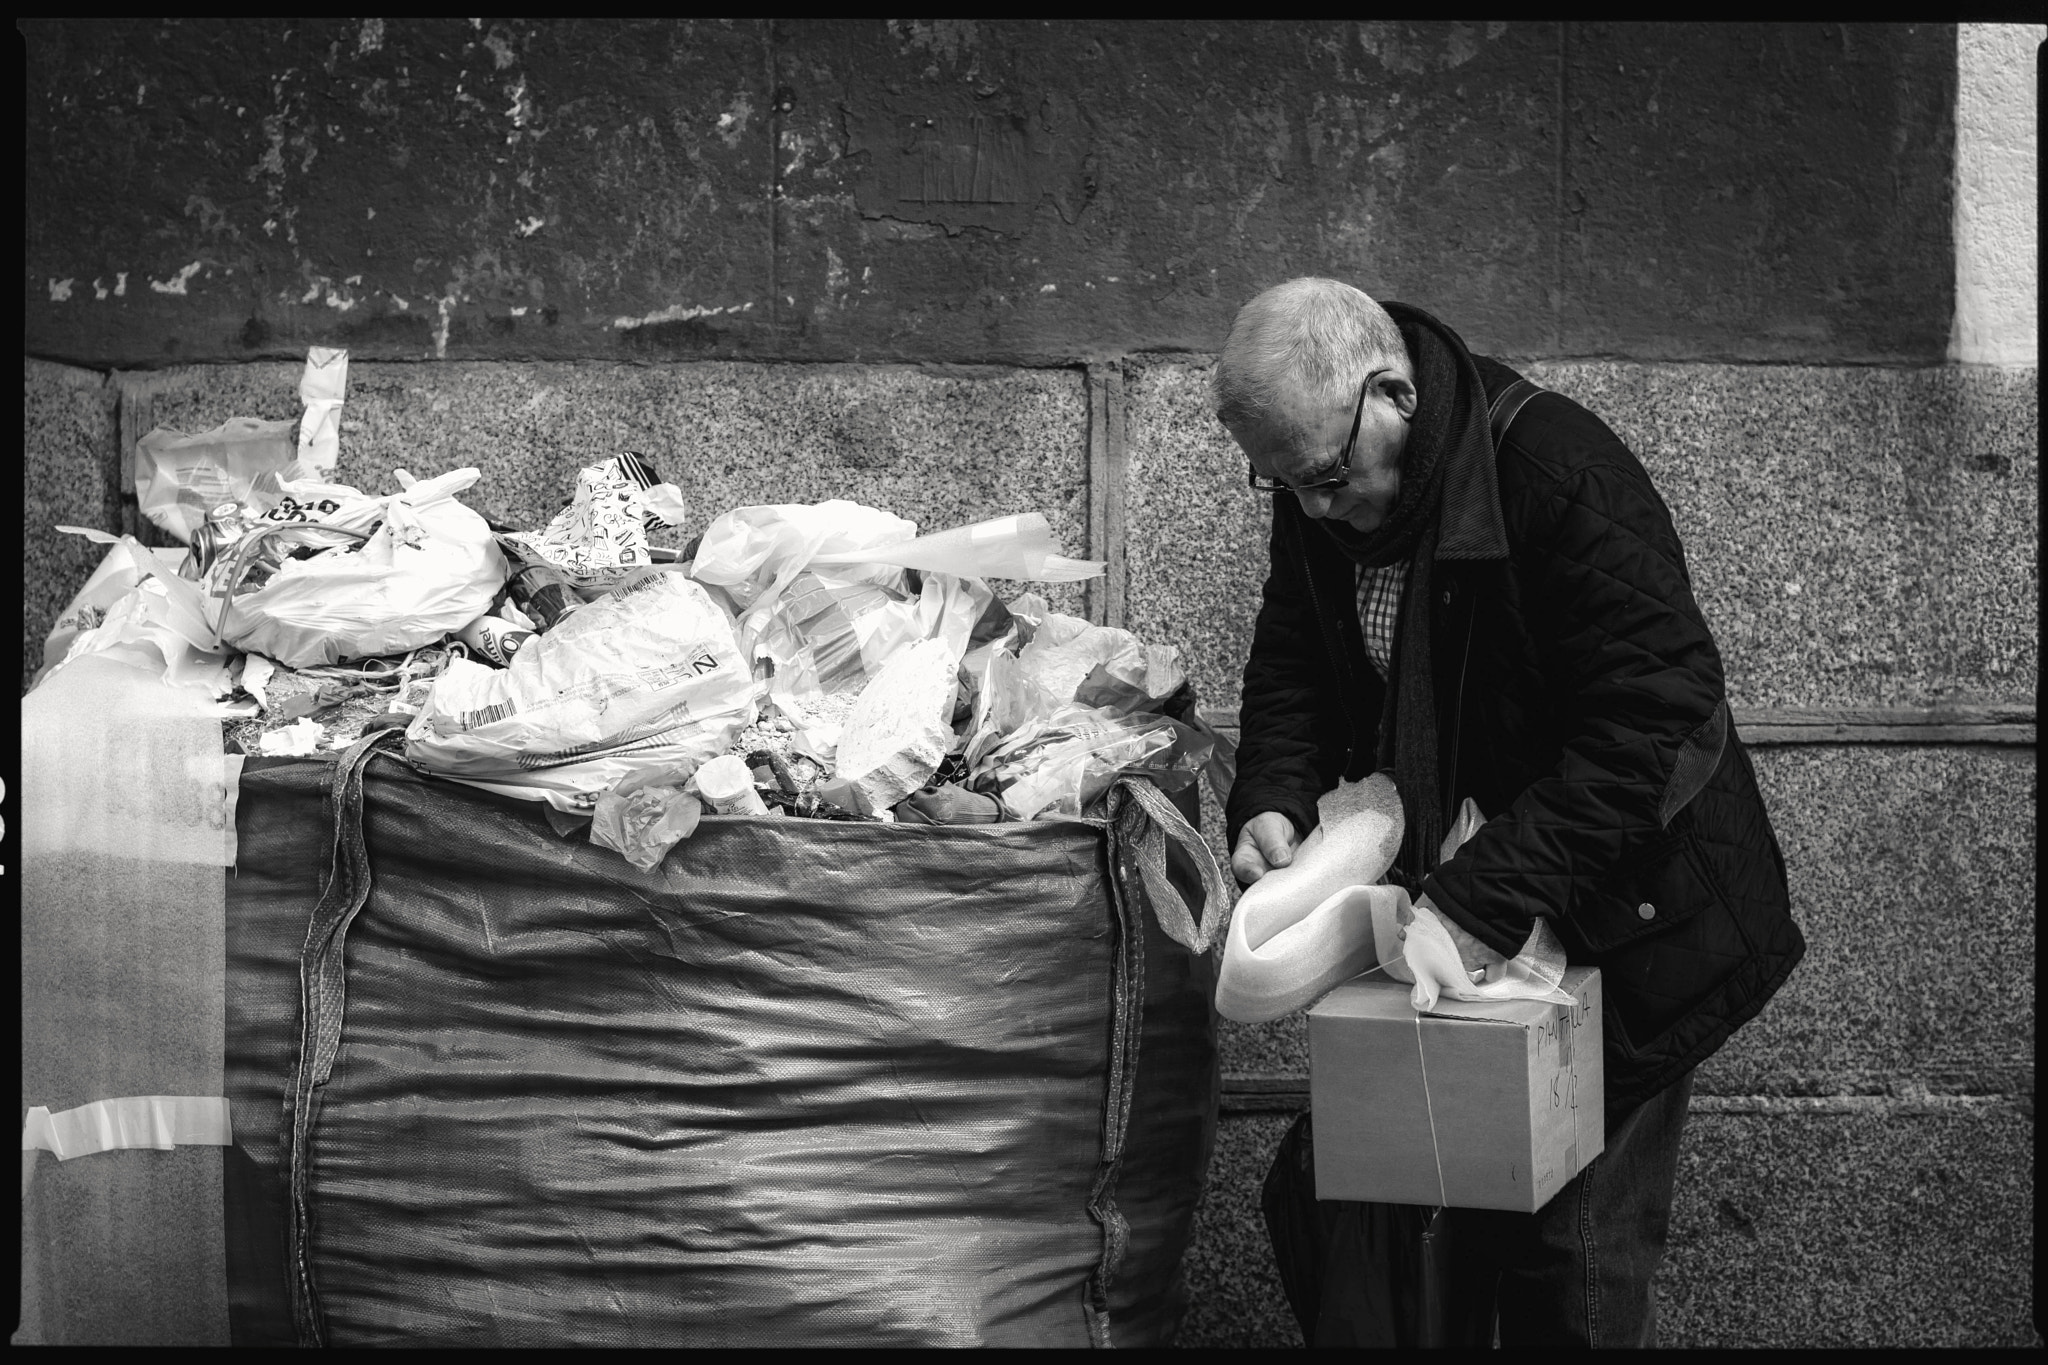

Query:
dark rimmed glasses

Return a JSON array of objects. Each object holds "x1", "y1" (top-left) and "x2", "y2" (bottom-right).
[{"x1": 1246, "y1": 371, "x2": 1381, "y2": 494}]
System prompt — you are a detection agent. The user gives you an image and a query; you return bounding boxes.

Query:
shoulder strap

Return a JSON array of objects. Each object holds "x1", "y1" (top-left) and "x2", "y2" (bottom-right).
[{"x1": 1486, "y1": 377, "x2": 1545, "y2": 448}]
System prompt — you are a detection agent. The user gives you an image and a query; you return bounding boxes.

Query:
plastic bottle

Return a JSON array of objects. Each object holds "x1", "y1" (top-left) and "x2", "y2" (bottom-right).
[{"x1": 455, "y1": 615, "x2": 536, "y2": 667}]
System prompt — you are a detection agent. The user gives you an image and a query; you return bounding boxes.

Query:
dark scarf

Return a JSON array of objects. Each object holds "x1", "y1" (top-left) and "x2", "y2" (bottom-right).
[{"x1": 1316, "y1": 302, "x2": 1498, "y2": 886}]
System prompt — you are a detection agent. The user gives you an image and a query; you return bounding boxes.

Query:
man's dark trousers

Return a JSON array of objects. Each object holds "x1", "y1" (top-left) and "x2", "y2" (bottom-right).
[{"x1": 1267, "y1": 1071, "x2": 1694, "y2": 1347}]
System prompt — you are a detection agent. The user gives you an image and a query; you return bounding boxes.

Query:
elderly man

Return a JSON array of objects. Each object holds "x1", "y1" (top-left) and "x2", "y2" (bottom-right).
[{"x1": 1217, "y1": 278, "x2": 1804, "y2": 1347}]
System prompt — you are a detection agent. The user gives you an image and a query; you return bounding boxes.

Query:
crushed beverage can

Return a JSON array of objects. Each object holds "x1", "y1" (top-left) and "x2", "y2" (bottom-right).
[
  {"x1": 186, "y1": 501, "x2": 250, "y2": 579},
  {"x1": 455, "y1": 614, "x2": 536, "y2": 667}
]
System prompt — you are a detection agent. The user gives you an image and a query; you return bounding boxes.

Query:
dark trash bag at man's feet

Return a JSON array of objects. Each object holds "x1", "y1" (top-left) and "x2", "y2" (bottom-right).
[
  {"x1": 224, "y1": 750, "x2": 1219, "y2": 1348},
  {"x1": 1261, "y1": 1111, "x2": 1496, "y2": 1348}
]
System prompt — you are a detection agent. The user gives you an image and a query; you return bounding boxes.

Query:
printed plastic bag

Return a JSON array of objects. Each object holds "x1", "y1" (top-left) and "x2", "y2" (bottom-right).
[
  {"x1": 405, "y1": 568, "x2": 758, "y2": 812},
  {"x1": 210, "y1": 468, "x2": 508, "y2": 667},
  {"x1": 504, "y1": 453, "x2": 690, "y2": 589},
  {"x1": 758, "y1": 565, "x2": 992, "y2": 723},
  {"x1": 134, "y1": 417, "x2": 299, "y2": 544}
]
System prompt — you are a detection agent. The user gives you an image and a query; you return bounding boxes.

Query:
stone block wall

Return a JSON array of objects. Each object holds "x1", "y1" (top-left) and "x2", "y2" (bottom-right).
[{"x1": 19, "y1": 17, "x2": 2035, "y2": 1350}]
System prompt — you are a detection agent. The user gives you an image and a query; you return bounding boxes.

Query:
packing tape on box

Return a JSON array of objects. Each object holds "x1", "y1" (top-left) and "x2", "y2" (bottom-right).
[{"x1": 21, "y1": 1096, "x2": 234, "y2": 1197}]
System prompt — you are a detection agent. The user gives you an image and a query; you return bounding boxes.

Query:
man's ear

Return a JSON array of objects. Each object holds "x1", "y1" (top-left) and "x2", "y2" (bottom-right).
[{"x1": 1378, "y1": 372, "x2": 1419, "y2": 420}]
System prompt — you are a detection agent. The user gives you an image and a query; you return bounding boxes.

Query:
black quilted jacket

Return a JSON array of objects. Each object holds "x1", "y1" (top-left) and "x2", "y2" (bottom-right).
[{"x1": 1227, "y1": 353, "x2": 1805, "y2": 1115}]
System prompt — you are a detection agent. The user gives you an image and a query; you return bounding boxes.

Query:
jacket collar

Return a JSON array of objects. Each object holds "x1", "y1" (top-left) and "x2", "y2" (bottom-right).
[{"x1": 1381, "y1": 302, "x2": 1511, "y2": 563}]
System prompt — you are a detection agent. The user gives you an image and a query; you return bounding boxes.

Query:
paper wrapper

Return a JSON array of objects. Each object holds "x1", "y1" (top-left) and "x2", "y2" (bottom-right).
[{"x1": 508, "y1": 454, "x2": 688, "y2": 589}]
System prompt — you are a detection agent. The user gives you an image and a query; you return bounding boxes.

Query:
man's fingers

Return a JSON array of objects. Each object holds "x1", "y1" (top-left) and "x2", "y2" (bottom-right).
[
  {"x1": 1248, "y1": 813, "x2": 1296, "y2": 869},
  {"x1": 1230, "y1": 834, "x2": 1271, "y2": 886}
]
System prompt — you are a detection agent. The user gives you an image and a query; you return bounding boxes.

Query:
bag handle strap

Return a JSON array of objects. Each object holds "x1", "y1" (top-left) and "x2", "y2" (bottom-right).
[
  {"x1": 281, "y1": 726, "x2": 402, "y2": 1348},
  {"x1": 1487, "y1": 377, "x2": 1546, "y2": 447},
  {"x1": 1109, "y1": 777, "x2": 1234, "y2": 956}
]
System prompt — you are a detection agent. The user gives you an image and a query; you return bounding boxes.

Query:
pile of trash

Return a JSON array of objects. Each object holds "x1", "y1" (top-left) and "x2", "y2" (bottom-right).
[{"x1": 35, "y1": 349, "x2": 1233, "y2": 874}]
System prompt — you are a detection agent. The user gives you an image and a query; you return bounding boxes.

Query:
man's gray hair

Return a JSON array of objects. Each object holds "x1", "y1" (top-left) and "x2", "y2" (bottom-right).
[{"x1": 1211, "y1": 277, "x2": 1409, "y2": 431}]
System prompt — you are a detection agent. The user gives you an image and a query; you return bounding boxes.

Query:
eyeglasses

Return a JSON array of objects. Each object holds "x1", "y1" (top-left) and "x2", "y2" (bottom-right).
[{"x1": 1246, "y1": 372, "x2": 1379, "y2": 494}]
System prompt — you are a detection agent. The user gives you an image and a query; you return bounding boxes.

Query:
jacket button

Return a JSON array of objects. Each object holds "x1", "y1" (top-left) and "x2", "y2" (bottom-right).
[{"x1": 1637, "y1": 902, "x2": 1656, "y2": 920}]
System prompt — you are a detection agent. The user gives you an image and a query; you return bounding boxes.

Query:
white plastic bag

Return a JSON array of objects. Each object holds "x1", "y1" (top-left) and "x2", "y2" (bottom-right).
[
  {"x1": 405, "y1": 568, "x2": 757, "y2": 812},
  {"x1": 590, "y1": 764, "x2": 704, "y2": 871},
  {"x1": 831, "y1": 636, "x2": 965, "y2": 816},
  {"x1": 808, "y1": 512, "x2": 1105, "y2": 583},
  {"x1": 37, "y1": 531, "x2": 233, "y2": 694},
  {"x1": 211, "y1": 467, "x2": 508, "y2": 667},
  {"x1": 1215, "y1": 774, "x2": 1407, "y2": 1024},
  {"x1": 993, "y1": 709, "x2": 1182, "y2": 820},
  {"x1": 133, "y1": 417, "x2": 299, "y2": 544},
  {"x1": 1370, "y1": 799, "x2": 1575, "y2": 1012},
  {"x1": 690, "y1": 501, "x2": 919, "y2": 645}
]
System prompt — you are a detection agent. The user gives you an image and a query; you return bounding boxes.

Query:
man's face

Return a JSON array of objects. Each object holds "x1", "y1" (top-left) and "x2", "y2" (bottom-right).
[{"x1": 1230, "y1": 372, "x2": 1417, "y2": 532}]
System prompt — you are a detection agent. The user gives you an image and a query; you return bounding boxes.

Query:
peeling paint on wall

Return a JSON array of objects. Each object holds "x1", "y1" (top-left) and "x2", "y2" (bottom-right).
[
  {"x1": 149, "y1": 262, "x2": 204, "y2": 296},
  {"x1": 21, "y1": 19, "x2": 1958, "y2": 367}
]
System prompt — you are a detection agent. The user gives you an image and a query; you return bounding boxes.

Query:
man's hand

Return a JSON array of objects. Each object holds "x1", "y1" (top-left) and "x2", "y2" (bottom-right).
[{"x1": 1231, "y1": 811, "x2": 1300, "y2": 887}]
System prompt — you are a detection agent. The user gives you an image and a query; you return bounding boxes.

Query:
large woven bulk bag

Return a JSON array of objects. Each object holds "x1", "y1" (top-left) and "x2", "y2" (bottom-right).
[{"x1": 217, "y1": 740, "x2": 1220, "y2": 1347}]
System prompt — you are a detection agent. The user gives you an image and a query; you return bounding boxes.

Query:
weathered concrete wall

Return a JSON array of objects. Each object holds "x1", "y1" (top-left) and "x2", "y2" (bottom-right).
[{"x1": 25, "y1": 21, "x2": 1954, "y2": 368}]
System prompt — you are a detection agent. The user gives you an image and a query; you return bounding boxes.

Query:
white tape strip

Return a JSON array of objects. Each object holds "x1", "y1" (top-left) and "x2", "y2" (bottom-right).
[{"x1": 21, "y1": 1096, "x2": 233, "y2": 1194}]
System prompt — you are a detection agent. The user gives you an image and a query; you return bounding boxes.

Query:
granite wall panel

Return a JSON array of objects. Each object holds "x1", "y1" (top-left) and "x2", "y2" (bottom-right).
[
  {"x1": 1211, "y1": 745, "x2": 2038, "y2": 1091},
  {"x1": 1121, "y1": 358, "x2": 2039, "y2": 716},
  {"x1": 22, "y1": 360, "x2": 1093, "y2": 684},
  {"x1": 1177, "y1": 1104, "x2": 2036, "y2": 1348},
  {"x1": 21, "y1": 360, "x2": 120, "y2": 693}
]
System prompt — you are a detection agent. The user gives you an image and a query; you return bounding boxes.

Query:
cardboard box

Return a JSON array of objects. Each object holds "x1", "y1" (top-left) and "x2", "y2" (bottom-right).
[{"x1": 1308, "y1": 965, "x2": 1603, "y2": 1213}]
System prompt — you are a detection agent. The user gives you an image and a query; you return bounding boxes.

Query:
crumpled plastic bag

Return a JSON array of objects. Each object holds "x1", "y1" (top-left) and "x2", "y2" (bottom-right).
[
  {"x1": 589, "y1": 764, "x2": 704, "y2": 871},
  {"x1": 893, "y1": 783, "x2": 1005, "y2": 825},
  {"x1": 504, "y1": 453, "x2": 689, "y2": 589},
  {"x1": 807, "y1": 512, "x2": 1105, "y2": 583},
  {"x1": 36, "y1": 531, "x2": 232, "y2": 694},
  {"x1": 405, "y1": 568, "x2": 758, "y2": 812},
  {"x1": 1215, "y1": 774, "x2": 1407, "y2": 1025},
  {"x1": 756, "y1": 566, "x2": 991, "y2": 726},
  {"x1": 1009, "y1": 596, "x2": 1186, "y2": 716},
  {"x1": 692, "y1": 504, "x2": 1102, "y2": 662},
  {"x1": 960, "y1": 595, "x2": 1188, "y2": 782},
  {"x1": 979, "y1": 707, "x2": 1213, "y2": 821},
  {"x1": 206, "y1": 467, "x2": 508, "y2": 667},
  {"x1": 689, "y1": 500, "x2": 920, "y2": 647},
  {"x1": 831, "y1": 636, "x2": 964, "y2": 816},
  {"x1": 1370, "y1": 799, "x2": 1574, "y2": 1012},
  {"x1": 133, "y1": 416, "x2": 299, "y2": 544}
]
